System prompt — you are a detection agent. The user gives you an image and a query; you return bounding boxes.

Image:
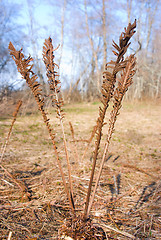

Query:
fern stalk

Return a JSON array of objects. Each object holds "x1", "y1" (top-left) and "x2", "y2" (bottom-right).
[
  {"x1": 81, "y1": 125, "x2": 97, "y2": 162},
  {"x1": 69, "y1": 121, "x2": 80, "y2": 163}
]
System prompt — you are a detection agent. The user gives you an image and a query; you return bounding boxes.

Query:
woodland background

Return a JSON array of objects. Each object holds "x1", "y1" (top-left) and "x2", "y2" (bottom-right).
[{"x1": 0, "y1": 0, "x2": 161, "y2": 113}]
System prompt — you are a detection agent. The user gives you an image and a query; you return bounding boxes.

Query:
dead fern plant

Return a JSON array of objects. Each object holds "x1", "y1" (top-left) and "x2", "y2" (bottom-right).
[
  {"x1": 84, "y1": 20, "x2": 136, "y2": 219},
  {"x1": 8, "y1": 42, "x2": 75, "y2": 214},
  {"x1": 86, "y1": 54, "x2": 136, "y2": 218},
  {"x1": 8, "y1": 20, "x2": 137, "y2": 239},
  {"x1": 42, "y1": 38, "x2": 74, "y2": 201}
]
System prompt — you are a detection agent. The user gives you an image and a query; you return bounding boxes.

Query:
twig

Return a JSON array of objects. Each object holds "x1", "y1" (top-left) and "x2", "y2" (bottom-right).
[
  {"x1": 113, "y1": 175, "x2": 118, "y2": 196},
  {"x1": 81, "y1": 125, "x2": 97, "y2": 162},
  {"x1": 1, "y1": 179, "x2": 14, "y2": 187},
  {"x1": 7, "y1": 231, "x2": 12, "y2": 240},
  {"x1": 106, "y1": 185, "x2": 139, "y2": 207},
  {"x1": 69, "y1": 121, "x2": 80, "y2": 162},
  {"x1": 98, "y1": 223, "x2": 135, "y2": 239},
  {"x1": 0, "y1": 100, "x2": 22, "y2": 162},
  {"x1": 107, "y1": 212, "x2": 120, "y2": 230},
  {"x1": 122, "y1": 164, "x2": 159, "y2": 179}
]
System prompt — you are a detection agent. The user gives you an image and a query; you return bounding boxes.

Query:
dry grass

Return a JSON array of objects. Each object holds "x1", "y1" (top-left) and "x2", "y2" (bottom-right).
[{"x1": 0, "y1": 100, "x2": 161, "y2": 239}]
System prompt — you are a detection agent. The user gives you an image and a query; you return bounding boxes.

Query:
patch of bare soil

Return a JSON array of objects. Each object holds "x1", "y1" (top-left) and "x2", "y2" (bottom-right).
[{"x1": 0, "y1": 101, "x2": 161, "y2": 239}]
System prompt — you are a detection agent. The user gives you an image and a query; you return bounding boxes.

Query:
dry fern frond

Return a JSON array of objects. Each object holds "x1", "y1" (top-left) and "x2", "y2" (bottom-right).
[
  {"x1": 8, "y1": 42, "x2": 55, "y2": 144},
  {"x1": 8, "y1": 42, "x2": 75, "y2": 213},
  {"x1": 42, "y1": 38, "x2": 64, "y2": 115},
  {"x1": 107, "y1": 54, "x2": 136, "y2": 146},
  {"x1": 8, "y1": 42, "x2": 44, "y2": 105},
  {"x1": 113, "y1": 19, "x2": 136, "y2": 62},
  {"x1": 43, "y1": 37, "x2": 74, "y2": 207},
  {"x1": 87, "y1": 54, "x2": 136, "y2": 216},
  {"x1": 84, "y1": 20, "x2": 136, "y2": 219}
]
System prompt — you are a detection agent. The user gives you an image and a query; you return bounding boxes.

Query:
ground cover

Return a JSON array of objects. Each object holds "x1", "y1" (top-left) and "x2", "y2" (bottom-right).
[{"x1": 0, "y1": 100, "x2": 161, "y2": 239}]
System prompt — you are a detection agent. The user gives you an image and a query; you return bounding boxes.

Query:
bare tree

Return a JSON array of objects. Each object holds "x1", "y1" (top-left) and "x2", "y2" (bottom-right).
[
  {"x1": 102, "y1": 0, "x2": 108, "y2": 68},
  {"x1": 0, "y1": 0, "x2": 24, "y2": 99},
  {"x1": 2, "y1": 0, "x2": 160, "y2": 102},
  {"x1": 127, "y1": 0, "x2": 132, "y2": 23},
  {"x1": 125, "y1": 0, "x2": 161, "y2": 99},
  {"x1": 26, "y1": 0, "x2": 45, "y2": 91},
  {"x1": 58, "y1": 0, "x2": 67, "y2": 67},
  {"x1": 84, "y1": 0, "x2": 101, "y2": 93},
  {"x1": 145, "y1": 0, "x2": 159, "y2": 51}
]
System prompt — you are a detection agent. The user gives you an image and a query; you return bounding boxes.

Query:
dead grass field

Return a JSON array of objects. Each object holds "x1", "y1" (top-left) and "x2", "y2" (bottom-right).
[{"x1": 0, "y1": 100, "x2": 161, "y2": 239}]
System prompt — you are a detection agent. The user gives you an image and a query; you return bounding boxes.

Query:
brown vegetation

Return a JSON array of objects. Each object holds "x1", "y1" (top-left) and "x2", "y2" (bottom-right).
[
  {"x1": 0, "y1": 101, "x2": 161, "y2": 239},
  {"x1": 0, "y1": 20, "x2": 160, "y2": 239}
]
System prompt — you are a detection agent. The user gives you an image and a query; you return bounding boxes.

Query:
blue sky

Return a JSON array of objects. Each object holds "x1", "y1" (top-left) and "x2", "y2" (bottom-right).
[
  {"x1": 7, "y1": 0, "x2": 160, "y2": 90},
  {"x1": 10, "y1": 0, "x2": 74, "y2": 87}
]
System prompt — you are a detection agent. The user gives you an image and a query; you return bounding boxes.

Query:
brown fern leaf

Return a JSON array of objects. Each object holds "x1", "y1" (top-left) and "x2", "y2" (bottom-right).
[
  {"x1": 42, "y1": 38, "x2": 64, "y2": 113},
  {"x1": 112, "y1": 19, "x2": 136, "y2": 62},
  {"x1": 119, "y1": 20, "x2": 136, "y2": 48},
  {"x1": 43, "y1": 37, "x2": 74, "y2": 204},
  {"x1": 8, "y1": 42, "x2": 75, "y2": 213},
  {"x1": 8, "y1": 43, "x2": 43, "y2": 99},
  {"x1": 8, "y1": 42, "x2": 57, "y2": 152},
  {"x1": 8, "y1": 42, "x2": 55, "y2": 143},
  {"x1": 84, "y1": 20, "x2": 136, "y2": 219},
  {"x1": 95, "y1": 20, "x2": 136, "y2": 153},
  {"x1": 106, "y1": 54, "x2": 136, "y2": 145},
  {"x1": 43, "y1": 38, "x2": 60, "y2": 86},
  {"x1": 86, "y1": 54, "x2": 136, "y2": 217}
]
